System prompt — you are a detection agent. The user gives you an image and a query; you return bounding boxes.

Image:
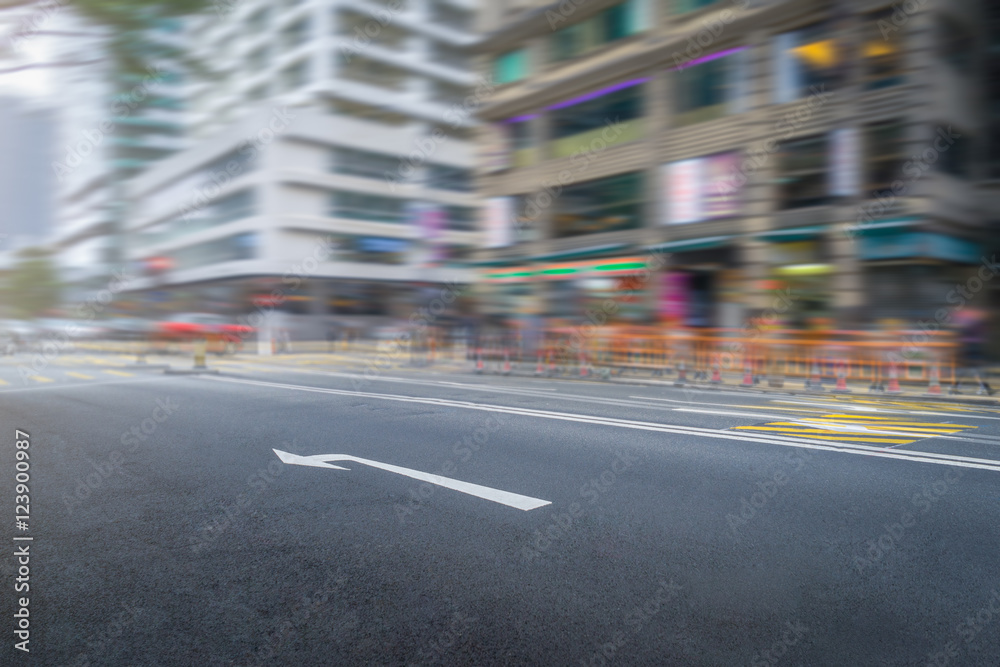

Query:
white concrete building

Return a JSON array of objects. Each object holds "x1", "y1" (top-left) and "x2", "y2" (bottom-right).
[{"x1": 124, "y1": 0, "x2": 482, "y2": 333}]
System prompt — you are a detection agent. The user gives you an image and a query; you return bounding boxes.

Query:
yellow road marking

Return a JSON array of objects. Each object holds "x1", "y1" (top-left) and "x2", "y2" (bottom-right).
[
  {"x1": 66, "y1": 372, "x2": 94, "y2": 380},
  {"x1": 0, "y1": 379, "x2": 9, "y2": 385},
  {"x1": 31, "y1": 376, "x2": 54, "y2": 383},
  {"x1": 102, "y1": 370, "x2": 133, "y2": 377}
]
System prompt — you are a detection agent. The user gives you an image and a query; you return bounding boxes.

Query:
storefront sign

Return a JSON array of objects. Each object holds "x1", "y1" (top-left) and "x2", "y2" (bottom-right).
[{"x1": 664, "y1": 152, "x2": 742, "y2": 224}]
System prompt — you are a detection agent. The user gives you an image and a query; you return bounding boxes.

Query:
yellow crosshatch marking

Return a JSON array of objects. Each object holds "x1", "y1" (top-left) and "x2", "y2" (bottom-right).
[
  {"x1": 732, "y1": 414, "x2": 976, "y2": 446},
  {"x1": 102, "y1": 370, "x2": 133, "y2": 377}
]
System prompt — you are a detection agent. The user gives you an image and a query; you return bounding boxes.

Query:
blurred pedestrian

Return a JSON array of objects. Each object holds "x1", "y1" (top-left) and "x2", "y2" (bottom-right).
[{"x1": 951, "y1": 307, "x2": 994, "y2": 395}]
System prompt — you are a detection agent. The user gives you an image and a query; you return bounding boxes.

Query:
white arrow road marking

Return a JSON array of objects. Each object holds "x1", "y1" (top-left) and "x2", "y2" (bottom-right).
[
  {"x1": 202, "y1": 376, "x2": 1000, "y2": 474},
  {"x1": 273, "y1": 449, "x2": 551, "y2": 511}
]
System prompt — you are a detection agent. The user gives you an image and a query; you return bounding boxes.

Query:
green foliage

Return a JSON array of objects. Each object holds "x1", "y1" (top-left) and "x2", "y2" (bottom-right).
[{"x1": 1, "y1": 248, "x2": 62, "y2": 319}]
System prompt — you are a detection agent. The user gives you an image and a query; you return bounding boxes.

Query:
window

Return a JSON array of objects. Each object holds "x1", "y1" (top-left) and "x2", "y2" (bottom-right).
[
  {"x1": 674, "y1": 51, "x2": 745, "y2": 125},
  {"x1": 339, "y1": 56, "x2": 408, "y2": 90},
  {"x1": 432, "y1": 81, "x2": 471, "y2": 107},
  {"x1": 330, "y1": 236, "x2": 411, "y2": 265},
  {"x1": 430, "y1": 43, "x2": 467, "y2": 69},
  {"x1": 939, "y1": 17, "x2": 973, "y2": 71},
  {"x1": 774, "y1": 24, "x2": 841, "y2": 103},
  {"x1": 330, "y1": 146, "x2": 400, "y2": 180},
  {"x1": 551, "y1": 0, "x2": 642, "y2": 62},
  {"x1": 443, "y1": 206, "x2": 479, "y2": 230},
  {"x1": 494, "y1": 49, "x2": 528, "y2": 84},
  {"x1": 862, "y1": 8, "x2": 905, "y2": 90},
  {"x1": 552, "y1": 83, "x2": 644, "y2": 140},
  {"x1": 864, "y1": 120, "x2": 906, "y2": 196},
  {"x1": 330, "y1": 192, "x2": 408, "y2": 223},
  {"x1": 169, "y1": 233, "x2": 256, "y2": 271},
  {"x1": 776, "y1": 134, "x2": 829, "y2": 209},
  {"x1": 248, "y1": 8, "x2": 269, "y2": 31},
  {"x1": 936, "y1": 128, "x2": 970, "y2": 179},
  {"x1": 283, "y1": 18, "x2": 311, "y2": 51},
  {"x1": 426, "y1": 164, "x2": 473, "y2": 192},
  {"x1": 553, "y1": 172, "x2": 644, "y2": 238},
  {"x1": 428, "y1": 0, "x2": 472, "y2": 31},
  {"x1": 211, "y1": 190, "x2": 256, "y2": 225},
  {"x1": 282, "y1": 60, "x2": 309, "y2": 91},
  {"x1": 249, "y1": 46, "x2": 269, "y2": 71}
]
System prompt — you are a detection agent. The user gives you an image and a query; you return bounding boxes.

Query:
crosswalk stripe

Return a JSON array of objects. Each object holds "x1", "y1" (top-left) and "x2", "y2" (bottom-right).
[{"x1": 732, "y1": 412, "x2": 977, "y2": 445}]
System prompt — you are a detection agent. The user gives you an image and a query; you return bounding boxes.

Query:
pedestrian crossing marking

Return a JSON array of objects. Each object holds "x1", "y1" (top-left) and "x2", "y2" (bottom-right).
[
  {"x1": 66, "y1": 372, "x2": 94, "y2": 380},
  {"x1": 732, "y1": 414, "x2": 976, "y2": 446},
  {"x1": 31, "y1": 376, "x2": 54, "y2": 383},
  {"x1": 102, "y1": 370, "x2": 133, "y2": 377}
]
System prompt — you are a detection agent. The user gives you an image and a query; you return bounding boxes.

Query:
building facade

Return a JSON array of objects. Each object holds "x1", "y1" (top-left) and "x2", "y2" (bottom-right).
[
  {"x1": 472, "y1": 0, "x2": 990, "y2": 332},
  {"x1": 124, "y1": 0, "x2": 482, "y2": 334}
]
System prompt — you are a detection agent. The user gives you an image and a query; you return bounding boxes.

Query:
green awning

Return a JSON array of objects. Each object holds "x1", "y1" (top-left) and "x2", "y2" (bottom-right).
[
  {"x1": 756, "y1": 226, "x2": 827, "y2": 243},
  {"x1": 646, "y1": 235, "x2": 733, "y2": 253}
]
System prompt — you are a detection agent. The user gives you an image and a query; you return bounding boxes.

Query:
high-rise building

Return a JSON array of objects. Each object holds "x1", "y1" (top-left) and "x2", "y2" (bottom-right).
[
  {"x1": 49, "y1": 9, "x2": 188, "y2": 303},
  {"x1": 123, "y1": 0, "x2": 482, "y2": 334},
  {"x1": 471, "y1": 0, "x2": 988, "y2": 330}
]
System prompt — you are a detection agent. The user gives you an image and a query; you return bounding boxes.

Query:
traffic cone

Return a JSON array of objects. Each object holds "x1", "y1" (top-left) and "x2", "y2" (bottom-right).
[
  {"x1": 710, "y1": 355, "x2": 722, "y2": 385},
  {"x1": 535, "y1": 350, "x2": 544, "y2": 376},
  {"x1": 832, "y1": 359, "x2": 851, "y2": 393},
  {"x1": 926, "y1": 362, "x2": 942, "y2": 396},
  {"x1": 886, "y1": 360, "x2": 903, "y2": 394},
  {"x1": 475, "y1": 347, "x2": 484, "y2": 374},
  {"x1": 579, "y1": 350, "x2": 590, "y2": 378},
  {"x1": 741, "y1": 360, "x2": 754, "y2": 387}
]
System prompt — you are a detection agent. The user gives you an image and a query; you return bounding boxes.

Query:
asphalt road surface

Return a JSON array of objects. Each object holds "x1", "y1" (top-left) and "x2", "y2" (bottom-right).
[{"x1": 3, "y1": 352, "x2": 1000, "y2": 666}]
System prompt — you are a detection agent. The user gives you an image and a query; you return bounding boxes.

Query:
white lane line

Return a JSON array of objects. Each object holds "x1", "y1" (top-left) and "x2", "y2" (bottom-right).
[
  {"x1": 674, "y1": 408, "x2": 795, "y2": 420},
  {"x1": 274, "y1": 450, "x2": 550, "y2": 511},
  {"x1": 0, "y1": 376, "x2": 167, "y2": 394},
  {"x1": 205, "y1": 376, "x2": 1000, "y2": 474}
]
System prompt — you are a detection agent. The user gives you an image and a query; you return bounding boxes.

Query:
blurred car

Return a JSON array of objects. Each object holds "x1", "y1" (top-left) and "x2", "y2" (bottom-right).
[
  {"x1": 154, "y1": 313, "x2": 255, "y2": 353},
  {"x1": 35, "y1": 318, "x2": 108, "y2": 341},
  {"x1": 0, "y1": 319, "x2": 39, "y2": 354}
]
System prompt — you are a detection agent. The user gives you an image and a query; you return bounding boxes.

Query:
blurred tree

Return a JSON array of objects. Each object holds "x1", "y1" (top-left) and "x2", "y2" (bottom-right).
[
  {"x1": 1, "y1": 247, "x2": 62, "y2": 318},
  {"x1": 0, "y1": 0, "x2": 212, "y2": 75}
]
